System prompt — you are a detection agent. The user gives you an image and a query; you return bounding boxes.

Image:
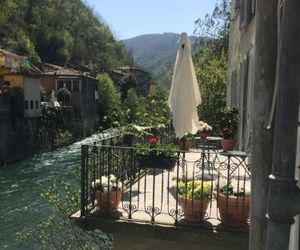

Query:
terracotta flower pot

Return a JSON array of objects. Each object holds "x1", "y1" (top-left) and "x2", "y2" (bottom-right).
[
  {"x1": 94, "y1": 189, "x2": 122, "y2": 213},
  {"x1": 221, "y1": 139, "x2": 236, "y2": 151},
  {"x1": 178, "y1": 197, "x2": 210, "y2": 222},
  {"x1": 217, "y1": 193, "x2": 250, "y2": 228},
  {"x1": 178, "y1": 139, "x2": 192, "y2": 151}
]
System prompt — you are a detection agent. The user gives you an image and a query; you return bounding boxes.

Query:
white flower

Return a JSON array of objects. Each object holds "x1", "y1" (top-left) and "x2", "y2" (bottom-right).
[
  {"x1": 91, "y1": 179, "x2": 101, "y2": 189},
  {"x1": 109, "y1": 174, "x2": 116, "y2": 183},
  {"x1": 101, "y1": 176, "x2": 108, "y2": 187},
  {"x1": 198, "y1": 121, "x2": 212, "y2": 132},
  {"x1": 91, "y1": 175, "x2": 122, "y2": 191}
]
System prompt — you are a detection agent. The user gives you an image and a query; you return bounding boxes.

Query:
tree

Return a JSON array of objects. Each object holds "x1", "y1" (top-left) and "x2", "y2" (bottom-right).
[
  {"x1": 57, "y1": 87, "x2": 71, "y2": 106},
  {"x1": 193, "y1": 0, "x2": 230, "y2": 130},
  {"x1": 193, "y1": 0, "x2": 231, "y2": 57},
  {"x1": 18, "y1": 172, "x2": 112, "y2": 249},
  {"x1": 120, "y1": 74, "x2": 137, "y2": 100},
  {"x1": 0, "y1": 0, "x2": 130, "y2": 67},
  {"x1": 122, "y1": 88, "x2": 141, "y2": 124},
  {"x1": 195, "y1": 48, "x2": 227, "y2": 129},
  {"x1": 96, "y1": 73, "x2": 122, "y2": 128}
]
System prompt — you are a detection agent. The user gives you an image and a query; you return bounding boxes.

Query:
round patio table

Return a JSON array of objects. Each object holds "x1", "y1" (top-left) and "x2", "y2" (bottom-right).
[{"x1": 195, "y1": 136, "x2": 223, "y2": 150}]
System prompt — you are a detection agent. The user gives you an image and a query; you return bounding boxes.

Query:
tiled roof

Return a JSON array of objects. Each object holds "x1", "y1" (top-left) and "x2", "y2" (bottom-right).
[
  {"x1": 43, "y1": 67, "x2": 81, "y2": 76},
  {"x1": 0, "y1": 49, "x2": 24, "y2": 59}
]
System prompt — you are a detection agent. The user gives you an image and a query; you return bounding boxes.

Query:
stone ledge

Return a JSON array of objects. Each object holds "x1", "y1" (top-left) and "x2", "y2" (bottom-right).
[{"x1": 71, "y1": 211, "x2": 249, "y2": 249}]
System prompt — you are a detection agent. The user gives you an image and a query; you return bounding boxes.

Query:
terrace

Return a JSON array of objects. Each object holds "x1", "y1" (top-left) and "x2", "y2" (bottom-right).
[{"x1": 72, "y1": 126, "x2": 251, "y2": 250}]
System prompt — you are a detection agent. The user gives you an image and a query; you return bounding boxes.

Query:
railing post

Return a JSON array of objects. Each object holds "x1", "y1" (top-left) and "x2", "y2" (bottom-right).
[
  {"x1": 129, "y1": 148, "x2": 133, "y2": 219},
  {"x1": 175, "y1": 151, "x2": 180, "y2": 225},
  {"x1": 81, "y1": 145, "x2": 88, "y2": 217}
]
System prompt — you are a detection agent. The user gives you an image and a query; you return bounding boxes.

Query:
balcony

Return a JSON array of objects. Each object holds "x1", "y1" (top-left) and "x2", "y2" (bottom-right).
[{"x1": 72, "y1": 131, "x2": 251, "y2": 249}]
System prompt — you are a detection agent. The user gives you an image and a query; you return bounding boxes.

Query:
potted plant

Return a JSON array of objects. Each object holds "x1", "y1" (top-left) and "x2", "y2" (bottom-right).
[
  {"x1": 91, "y1": 175, "x2": 122, "y2": 215},
  {"x1": 219, "y1": 107, "x2": 238, "y2": 151},
  {"x1": 135, "y1": 137, "x2": 177, "y2": 170},
  {"x1": 120, "y1": 124, "x2": 150, "y2": 146},
  {"x1": 197, "y1": 121, "x2": 213, "y2": 139},
  {"x1": 178, "y1": 134, "x2": 193, "y2": 151},
  {"x1": 177, "y1": 180, "x2": 212, "y2": 222},
  {"x1": 215, "y1": 180, "x2": 250, "y2": 228}
]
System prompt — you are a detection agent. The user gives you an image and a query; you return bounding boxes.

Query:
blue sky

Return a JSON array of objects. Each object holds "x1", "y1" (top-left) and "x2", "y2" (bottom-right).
[{"x1": 85, "y1": 0, "x2": 217, "y2": 40}]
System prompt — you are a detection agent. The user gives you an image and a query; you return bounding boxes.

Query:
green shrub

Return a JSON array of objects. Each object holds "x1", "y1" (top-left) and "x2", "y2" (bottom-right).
[{"x1": 177, "y1": 180, "x2": 212, "y2": 199}]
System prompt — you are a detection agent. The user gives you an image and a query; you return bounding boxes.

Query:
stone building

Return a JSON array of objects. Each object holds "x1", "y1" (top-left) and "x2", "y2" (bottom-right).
[
  {"x1": 227, "y1": 0, "x2": 256, "y2": 151},
  {"x1": 0, "y1": 49, "x2": 41, "y2": 165},
  {"x1": 227, "y1": 1, "x2": 300, "y2": 249},
  {"x1": 0, "y1": 49, "x2": 41, "y2": 118},
  {"x1": 104, "y1": 66, "x2": 151, "y2": 97},
  {"x1": 40, "y1": 64, "x2": 98, "y2": 134}
]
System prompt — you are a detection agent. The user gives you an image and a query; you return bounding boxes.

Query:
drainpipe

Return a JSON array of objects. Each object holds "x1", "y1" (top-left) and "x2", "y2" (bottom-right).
[
  {"x1": 266, "y1": 1, "x2": 300, "y2": 250},
  {"x1": 250, "y1": 0, "x2": 278, "y2": 249}
]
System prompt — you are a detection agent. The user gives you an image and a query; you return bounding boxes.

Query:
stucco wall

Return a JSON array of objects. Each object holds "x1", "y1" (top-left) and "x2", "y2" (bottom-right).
[
  {"x1": 40, "y1": 75, "x2": 55, "y2": 96},
  {"x1": 0, "y1": 96, "x2": 40, "y2": 165},
  {"x1": 24, "y1": 77, "x2": 41, "y2": 117},
  {"x1": 227, "y1": 0, "x2": 256, "y2": 151},
  {"x1": 3, "y1": 74, "x2": 24, "y2": 87}
]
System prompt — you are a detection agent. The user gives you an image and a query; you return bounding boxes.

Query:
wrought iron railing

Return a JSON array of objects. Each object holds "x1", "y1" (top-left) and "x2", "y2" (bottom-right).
[
  {"x1": 80, "y1": 140, "x2": 251, "y2": 231},
  {"x1": 95, "y1": 122, "x2": 175, "y2": 147}
]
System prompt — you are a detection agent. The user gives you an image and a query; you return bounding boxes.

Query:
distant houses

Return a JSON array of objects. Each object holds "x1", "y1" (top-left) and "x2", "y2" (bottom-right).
[
  {"x1": 0, "y1": 47, "x2": 153, "y2": 165},
  {"x1": 104, "y1": 66, "x2": 151, "y2": 97},
  {"x1": 40, "y1": 64, "x2": 98, "y2": 133},
  {"x1": 0, "y1": 49, "x2": 41, "y2": 165}
]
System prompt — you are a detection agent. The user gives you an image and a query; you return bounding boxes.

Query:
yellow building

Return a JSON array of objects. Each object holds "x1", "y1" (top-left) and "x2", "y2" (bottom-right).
[
  {"x1": 0, "y1": 49, "x2": 24, "y2": 74},
  {"x1": 0, "y1": 49, "x2": 41, "y2": 117}
]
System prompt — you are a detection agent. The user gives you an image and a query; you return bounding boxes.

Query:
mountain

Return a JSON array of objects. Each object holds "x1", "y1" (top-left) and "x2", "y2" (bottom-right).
[
  {"x1": 123, "y1": 33, "x2": 199, "y2": 85},
  {"x1": 0, "y1": 0, "x2": 129, "y2": 68},
  {"x1": 123, "y1": 33, "x2": 178, "y2": 84}
]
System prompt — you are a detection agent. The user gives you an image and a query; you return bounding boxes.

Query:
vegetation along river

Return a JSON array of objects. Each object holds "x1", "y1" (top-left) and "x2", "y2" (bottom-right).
[{"x1": 0, "y1": 132, "x2": 111, "y2": 249}]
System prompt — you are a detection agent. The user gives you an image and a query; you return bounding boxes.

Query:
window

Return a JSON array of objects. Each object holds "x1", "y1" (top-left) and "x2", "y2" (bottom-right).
[
  {"x1": 230, "y1": 69, "x2": 238, "y2": 107},
  {"x1": 25, "y1": 100, "x2": 28, "y2": 109},
  {"x1": 73, "y1": 80, "x2": 80, "y2": 91},
  {"x1": 66, "y1": 80, "x2": 72, "y2": 91},
  {"x1": 238, "y1": 52, "x2": 253, "y2": 151},
  {"x1": 35, "y1": 100, "x2": 39, "y2": 109},
  {"x1": 58, "y1": 80, "x2": 64, "y2": 89},
  {"x1": 30, "y1": 100, "x2": 34, "y2": 109},
  {"x1": 251, "y1": 0, "x2": 256, "y2": 16},
  {"x1": 240, "y1": 0, "x2": 254, "y2": 29}
]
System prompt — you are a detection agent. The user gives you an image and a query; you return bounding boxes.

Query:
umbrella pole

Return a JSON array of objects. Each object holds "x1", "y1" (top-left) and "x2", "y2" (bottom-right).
[{"x1": 266, "y1": 1, "x2": 300, "y2": 249}]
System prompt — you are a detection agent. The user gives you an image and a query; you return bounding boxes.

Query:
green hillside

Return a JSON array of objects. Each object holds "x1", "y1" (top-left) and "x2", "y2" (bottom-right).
[
  {"x1": 123, "y1": 33, "x2": 202, "y2": 85},
  {"x1": 0, "y1": 0, "x2": 129, "y2": 67},
  {"x1": 123, "y1": 33, "x2": 178, "y2": 84}
]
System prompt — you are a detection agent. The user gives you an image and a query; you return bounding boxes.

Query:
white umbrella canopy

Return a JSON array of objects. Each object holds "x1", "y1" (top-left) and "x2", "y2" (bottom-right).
[{"x1": 168, "y1": 33, "x2": 202, "y2": 139}]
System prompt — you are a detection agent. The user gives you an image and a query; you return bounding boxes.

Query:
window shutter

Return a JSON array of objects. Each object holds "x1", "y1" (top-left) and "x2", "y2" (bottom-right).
[
  {"x1": 245, "y1": 51, "x2": 254, "y2": 152},
  {"x1": 242, "y1": 55, "x2": 249, "y2": 151},
  {"x1": 240, "y1": 0, "x2": 252, "y2": 29},
  {"x1": 251, "y1": 0, "x2": 256, "y2": 16},
  {"x1": 230, "y1": 69, "x2": 238, "y2": 107}
]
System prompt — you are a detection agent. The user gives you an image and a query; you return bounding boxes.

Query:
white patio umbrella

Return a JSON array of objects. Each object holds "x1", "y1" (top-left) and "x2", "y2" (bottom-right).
[{"x1": 168, "y1": 33, "x2": 202, "y2": 139}]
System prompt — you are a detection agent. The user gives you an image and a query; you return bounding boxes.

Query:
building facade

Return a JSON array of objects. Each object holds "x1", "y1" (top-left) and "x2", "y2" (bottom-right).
[
  {"x1": 227, "y1": 1, "x2": 300, "y2": 249},
  {"x1": 40, "y1": 66, "x2": 98, "y2": 134},
  {"x1": 0, "y1": 49, "x2": 41, "y2": 165},
  {"x1": 104, "y1": 66, "x2": 151, "y2": 97},
  {"x1": 227, "y1": 0, "x2": 256, "y2": 151},
  {"x1": 0, "y1": 49, "x2": 41, "y2": 118}
]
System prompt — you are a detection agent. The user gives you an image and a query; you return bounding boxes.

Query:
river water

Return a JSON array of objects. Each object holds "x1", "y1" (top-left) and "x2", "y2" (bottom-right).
[{"x1": 0, "y1": 133, "x2": 109, "y2": 249}]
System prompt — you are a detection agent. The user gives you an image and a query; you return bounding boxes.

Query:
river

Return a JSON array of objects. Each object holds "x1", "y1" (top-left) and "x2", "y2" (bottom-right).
[{"x1": 0, "y1": 133, "x2": 110, "y2": 249}]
